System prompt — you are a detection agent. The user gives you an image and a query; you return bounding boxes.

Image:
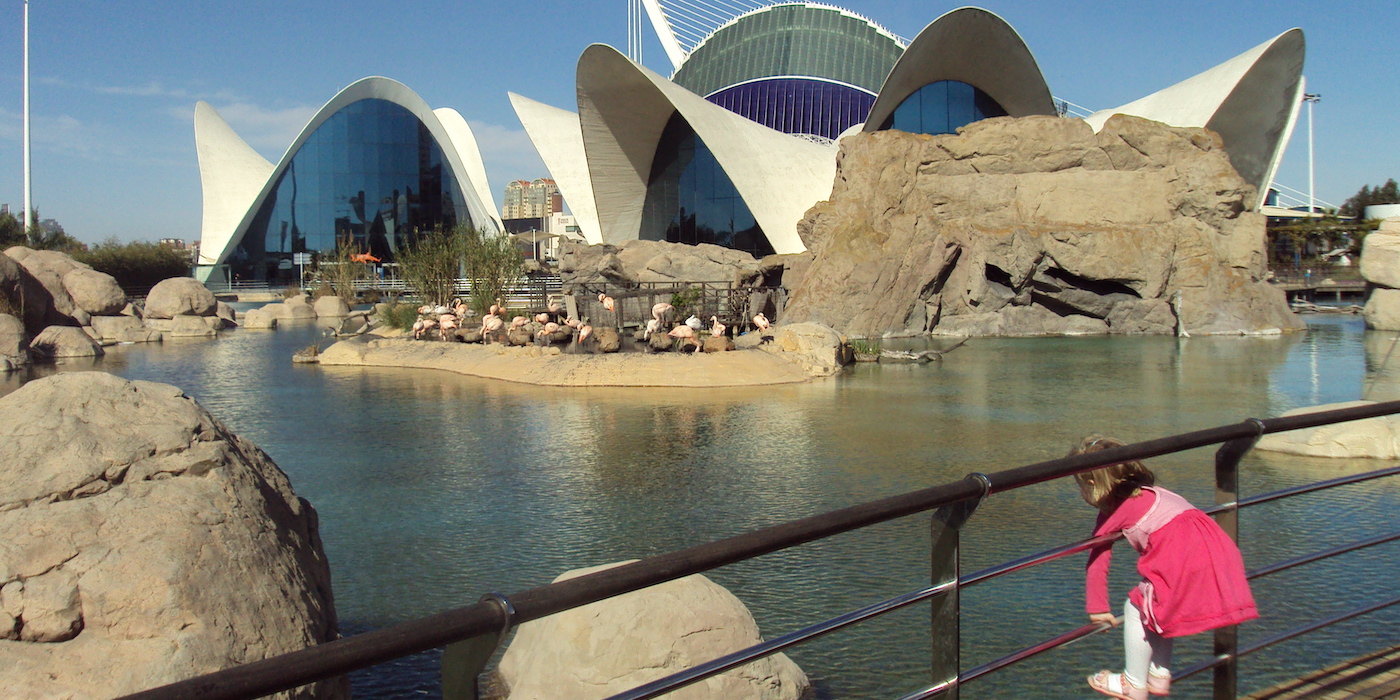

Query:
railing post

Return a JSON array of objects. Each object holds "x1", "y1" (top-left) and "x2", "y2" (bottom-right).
[
  {"x1": 1211, "y1": 420, "x2": 1264, "y2": 700},
  {"x1": 929, "y1": 474, "x2": 991, "y2": 699},
  {"x1": 441, "y1": 593, "x2": 515, "y2": 700}
]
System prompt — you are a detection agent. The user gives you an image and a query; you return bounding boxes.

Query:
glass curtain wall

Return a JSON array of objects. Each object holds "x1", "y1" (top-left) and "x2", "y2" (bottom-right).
[
  {"x1": 707, "y1": 78, "x2": 876, "y2": 141},
  {"x1": 880, "y1": 80, "x2": 1008, "y2": 135},
  {"x1": 232, "y1": 99, "x2": 473, "y2": 281},
  {"x1": 641, "y1": 112, "x2": 775, "y2": 258}
]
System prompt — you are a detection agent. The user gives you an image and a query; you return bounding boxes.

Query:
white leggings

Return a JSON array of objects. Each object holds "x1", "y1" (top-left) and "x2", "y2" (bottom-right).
[{"x1": 1123, "y1": 599, "x2": 1173, "y2": 688}]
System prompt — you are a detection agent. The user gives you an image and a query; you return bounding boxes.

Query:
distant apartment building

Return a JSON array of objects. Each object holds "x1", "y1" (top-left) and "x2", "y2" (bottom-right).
[{"x1": 502, "y1": 178, "x2": 561, "y2": 219}]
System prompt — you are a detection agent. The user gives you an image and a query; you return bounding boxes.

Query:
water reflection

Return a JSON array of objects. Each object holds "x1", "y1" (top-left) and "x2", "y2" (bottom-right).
[{"x1": 2, "y1": 317, "x2": 1395, "y2": 698}]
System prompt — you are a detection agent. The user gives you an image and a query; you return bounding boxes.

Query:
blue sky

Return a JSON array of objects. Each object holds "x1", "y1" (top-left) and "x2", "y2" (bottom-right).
[{"x1": 0, "y1": 0, "x2": 1396, "y2": 244}]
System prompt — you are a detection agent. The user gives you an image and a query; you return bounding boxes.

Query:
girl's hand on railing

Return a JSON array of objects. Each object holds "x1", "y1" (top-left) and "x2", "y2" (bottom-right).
[{"x1": 1089, "y1": 612, "x2": 1120, "y2": 627}]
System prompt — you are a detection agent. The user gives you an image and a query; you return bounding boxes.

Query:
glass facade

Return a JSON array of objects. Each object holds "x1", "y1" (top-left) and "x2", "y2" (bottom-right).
[
  {"x1": 706, "y1": 78, "x2": 875, "y2": 140},
  {"x1": 231, "y1": 99, "x2": 473, "y2": 281},
  {"x1": 641, "y1": 113, "x2": 774, "y2": 258},
  {"x1": 673, "y1": 4, "x2": 902, "y2": 105},
  {"x1": 880, "y1": 80, "x2": 1008, "y2": 135}
]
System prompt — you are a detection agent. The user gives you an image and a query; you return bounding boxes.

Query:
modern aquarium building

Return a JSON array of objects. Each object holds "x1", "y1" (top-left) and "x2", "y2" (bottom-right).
[
  {"x1": 512, "y1": 3, "x2": 1306, "y2": 257},
  {"x1": 193, "y1": 77, "x2": 501, "y2": 283}
]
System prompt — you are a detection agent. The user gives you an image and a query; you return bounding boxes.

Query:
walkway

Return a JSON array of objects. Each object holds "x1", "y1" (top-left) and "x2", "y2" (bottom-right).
[{"x1": 1245, "y1": 645, "x2": 1400, "y2": 699}]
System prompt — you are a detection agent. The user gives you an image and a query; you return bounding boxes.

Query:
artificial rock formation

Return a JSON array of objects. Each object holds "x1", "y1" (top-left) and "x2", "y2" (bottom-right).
[
  {"x1": 144, "y1": 277, "x2": 217, "y2": 319},
  {"x1": 0, "y1": 373, "x2": 344, "y2": 698},
  {"x1": 783, "y1": 115, "x2": 1301, "y2": 338},
  {"x1": 492, "y1": 561, "x2": 809, "y2": 700},
  {"x1": 558, "y1": 239, "x2": 760, "y2": 287},
  {"x1": 2, "y1": 247, "x2": 134, "y2": 340},
  {"x1": 1361, "y1": 218, "x2": 1400, "y2": 330},
  {"x1": 1256, "y1": 401, "x2": 1400, "y2": 458}
]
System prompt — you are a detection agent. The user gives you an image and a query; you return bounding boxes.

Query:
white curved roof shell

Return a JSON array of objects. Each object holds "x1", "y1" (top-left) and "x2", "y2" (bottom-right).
[
  {"x1": 576, "y1": 44, "x2": 836, "y2": 254},
  {"x1": 1084, "y1": 29, "x2": 1306, "y2": 209},
  {"x1": 864, "y1": 6, "x2": 1056, "y2": 132},
  {"x1": 195, "y1": 76, "x2": 501, "y2": 269},
  {"x1": 509, "y1": 93, "x2": 605, "y2": 245}
]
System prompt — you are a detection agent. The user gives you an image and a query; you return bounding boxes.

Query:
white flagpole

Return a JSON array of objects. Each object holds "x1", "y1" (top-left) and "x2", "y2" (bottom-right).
[{"x1": 23, "y1": 0, "x2": 32, "y2": 231}]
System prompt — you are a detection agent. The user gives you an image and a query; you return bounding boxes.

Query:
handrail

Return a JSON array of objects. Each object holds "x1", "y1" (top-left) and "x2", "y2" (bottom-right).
[{"x1": 119, "y1": 400, "x2": 1400, "y2": 700}]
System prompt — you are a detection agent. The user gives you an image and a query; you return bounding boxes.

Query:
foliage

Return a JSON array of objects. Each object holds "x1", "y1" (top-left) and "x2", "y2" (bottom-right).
[
  {"x1": 397, "y1": 226, "x2": 465, "y2": 308},
  {"x1": 461, "y1": 226, "x2": 524, "y2": 315},
  {"x1": 310, "y1": 281, "x2": 336, "y2": 299},
  {"x1": 1340, "y1": 178, "x2": 1399, "y2": 218},
  {"x1": 18, "y1": 209, "x2": 84, "y2": 253},
  {"x1": 851, "y1": 338, "x2": 882, "y2": 356},
  {"x1": 72, "y1": 238, "x2": 193, "y2": 292},
  {"x1": 0, "y1": 213, "x2": 23, "y2": 248},
  {"x1": 318, "y1": 237, "x2": 369, "y2": 303},
  {"x1": 298, "y1": 343, "x2": 321, "y2": 358},
  {"x1": 669, "y1": 287, "x2": 703, "y2": 316},
  {"x1": 377, "y1": 301, "x2": 419, "y2": 331}
]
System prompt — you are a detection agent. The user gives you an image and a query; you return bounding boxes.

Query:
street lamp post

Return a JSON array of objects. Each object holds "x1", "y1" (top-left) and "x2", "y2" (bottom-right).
[{"x1": 1304, "y1": 92, "x2": 1321, "y2": 218}]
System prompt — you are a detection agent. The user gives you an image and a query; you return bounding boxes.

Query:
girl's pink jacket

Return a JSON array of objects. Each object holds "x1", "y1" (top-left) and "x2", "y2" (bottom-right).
[{"x1": 1086, "y1": 486, "x2": 1258, "y2": 638}]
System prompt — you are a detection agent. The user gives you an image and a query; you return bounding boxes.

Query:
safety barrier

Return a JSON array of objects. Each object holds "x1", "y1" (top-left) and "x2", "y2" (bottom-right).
[{"x1": 119, "y1": 401, "x2": 1400, "y2": 700}]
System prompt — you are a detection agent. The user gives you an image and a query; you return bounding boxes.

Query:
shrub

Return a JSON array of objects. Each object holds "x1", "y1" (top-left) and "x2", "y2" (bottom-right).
[
  {"x1": 851, "y1": 338, "x2": 882, "y2": 356},
  {"x1": 462, "y1": 227, "x2": 524, "y2": 315},
  {"x1": 377, "y1": 301, "x2": 419, "y2": 331},
  {"x1": 318, "y1": 237, "x2": 368, "y2": 303},
  {"x1": 397, "y1": 226, "x2": 465, "y2": 308},
  {"x1": 72, "y1": 238, "x2": 192, "y2": 293}
]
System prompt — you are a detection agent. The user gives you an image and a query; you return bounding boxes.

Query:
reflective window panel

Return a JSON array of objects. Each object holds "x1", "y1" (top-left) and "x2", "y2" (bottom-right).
[
  {"x1": 641, "y1": 113, "x2": 775, "y2": 258},
  {"x1": 707, "y1": 78, "x2": 876, "y2": 140},
  {"x1": 880, "y1": 80, "x2": 1008, "y2": 136},
  {"x1": 231, "y1": 99, "x2": 473, "y2": 281}
]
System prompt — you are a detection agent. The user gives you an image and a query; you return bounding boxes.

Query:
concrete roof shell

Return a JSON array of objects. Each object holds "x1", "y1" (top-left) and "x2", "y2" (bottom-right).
[
  {"x1": 576, "y1": 44, "x2": 837, "y2": 254},
  {"x1": 1084, "y1": 29, "x2": 1306, "y2": 209},
  {"x1": 863, "y1": 6, "x2": 1056, "y2": 133},
  {"x1": 195, "y1": 76, "x2": 502, "y2": 269},
  {"x1": 508, "y1": 93, "x2": 605, "y2": 245}
]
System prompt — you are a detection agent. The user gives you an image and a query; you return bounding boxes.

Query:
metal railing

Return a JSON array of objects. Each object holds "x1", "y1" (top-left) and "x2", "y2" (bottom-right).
[{"x1": 119, "y1": 401, "x2": 1400, "y2": 700}]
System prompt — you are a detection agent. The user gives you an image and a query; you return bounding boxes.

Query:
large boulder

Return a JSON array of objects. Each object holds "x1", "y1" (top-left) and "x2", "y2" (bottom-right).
[
  {"x1": 313, "y1": 296, "x2": 350, "y2": 317},
  {"x1": 29, "y1": 326, "x2": 104, "y2": 359},
  {"x1": 594, "y1": 326, "x2": 621, "y2": 353},
  {"x1": 1364, "y1": 288, "x2": 1400, "y2": 331},
  {"x1": 263, "y1": 301, "x2": 316, "y2": 321},
  {"x1": 89, "y1": 314, "x2": 146, "y2": 342},
  {"x1": 0, "y1": 313, "x2": 28, "y2": 367},
  {"x1": 168, "y1": 315, "x2": 217, "y2": 338},
  {"x1": 145, "y1": 278, "x2": 216, "y2": 319},
  {"x1": 0, "y1": 373, "x2": 345, "y2": 698},
  {"x1": 1360, "y1": 218, "x2": 1400, "y2": 290},
  {"x1": 493, "y1": 561, "x2": 809, "y2": 700},
  {"x1": 557, "y1": 239, "x2": 761, "y2": 288},
  {"x1": 782, "y1": 115, "x2": 1301, "y2": 337},
  {"x1": 62, "y1": 268, "x2": 127, "y2": 316},
  {"x1": 762, "y1": 322, "x2": 851, "y2": 377},
  {"x1": 2, "y1": 247, "x2": 79, "y2": 332},
  {"x1": 6, "y1": 248, "x2": 88, "y2": 322},
  {"x1": 242, "y1": 308, "x2": 279, "y2": 329},
  {"x1": 1256, "y1": 401, "x2": 1400, "y2": 458}
]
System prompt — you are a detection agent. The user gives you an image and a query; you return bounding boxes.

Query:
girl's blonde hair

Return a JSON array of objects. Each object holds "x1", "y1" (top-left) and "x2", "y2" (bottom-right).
[{"x1": 1070, "y1": 435, "x2": 1155, "y2": 511}]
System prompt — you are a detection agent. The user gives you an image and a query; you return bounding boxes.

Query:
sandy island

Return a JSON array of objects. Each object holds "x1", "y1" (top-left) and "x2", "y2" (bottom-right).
[{"x1": 317, "y1": 334, "x2": 818, "y2": 387}]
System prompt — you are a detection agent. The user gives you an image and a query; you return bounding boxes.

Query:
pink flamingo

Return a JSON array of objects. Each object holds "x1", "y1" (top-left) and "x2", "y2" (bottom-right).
[
  {"x1": 753, "y1": 313, "x2": 771, "y2": 333},
  {"x1": 576, "y1": 323, "x2": 594, "y2": 352},
  {"x1": 668, "y1": 324, "x2": 701, "y2": 353},
  {"x1": 536, "y1": 321, "x2": 560, "y2": 346},
  {"x1": 564, "y1": 317, "x2": 580, "y2": 329},
  {"x1": 414, "y1": 317, "x2": 438, "y2": 340},
  {"x1": 482, "y1": 314, "x2": 504, "y2": 343},
  {"x1": 489, "y1": 303, "x2": 502, "y2": 318},
  {"x1": 710, "y1": 315, "x2": 726, "y2": 337},
  {"x1": 535, "y1": 312, "x2": 549, "y2": 324},
  {"x1": 652, "y1": 302, "x2": 674, "y2": 325},
  {"x1": 510, "y1": 316, "x2": 528, "y2": 331},
  {"x1": 438, "y1": 313, "x2": 458, "y2": 340},
  {"x1": 417, "y1": 304, "x2": 434, "y2": 315}
]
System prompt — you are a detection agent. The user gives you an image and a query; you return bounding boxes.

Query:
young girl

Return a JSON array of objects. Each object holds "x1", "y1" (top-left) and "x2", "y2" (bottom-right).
[{"x1": 1072, "y1": 436, "x2": 1258, "y2": 700}]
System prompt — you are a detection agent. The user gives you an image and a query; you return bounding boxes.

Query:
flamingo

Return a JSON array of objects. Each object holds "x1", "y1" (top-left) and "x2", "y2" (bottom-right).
[
  {"x1": 564, "y1": 317, "x2": 580, "y2": 329},
  {"x1": 438, "y1": 313, "x2": 458, "y2": 340},
  {"x1": 685, "y1": 314, "x2": 704, "y2": 331},
  {"x1": 432, "y1": 305, "x2": 450, "y2": 315},
  {"x1": 668, "y1": 324, "x2": 702, "y2": 353},
  {"x1": 652, "y1": 302, "x2": 674, "y2": 325},
  {"x1": 598, "y1": 293, "x2": 616, "y2": 314},
  {"x1": 489, "y1": 303, "x2": 502, "y2": 318},
  {"x1": 511, "y1": 316, "x2": 528, "y2": 331},
  {"x1": 753, "y1": 313, "x2": 771, "y2": 333},
  {"x1": 535, "y1": 312, "x2": 550, "y2": 324},
  {"x1": 546, "y1": 300, "x2": 563, "y2": 320},
  {"x1": 536, "y1": 321, "x2": 560, "y2": 346},
  {"x1": 414, "y1": 317, "x2": 438, "y2": 340},
  {"x1": 710, "y1": 316, "x2": 726, "y2": 337},
  {"x1": 482, "y1": 314, "x2": 504, "y2": 343},
  {"x1": 644, "y1": 318, "x2": 660, "y2": 338},
  {"x1": 412, "y1": 318, "x2": 426, "y2": 339},
  {"x1": 417, "y1": 304, "x2": 434, "y2": 315},
  {"x1": 452, "y1": 299, "x2": 470, "y2": 318}
]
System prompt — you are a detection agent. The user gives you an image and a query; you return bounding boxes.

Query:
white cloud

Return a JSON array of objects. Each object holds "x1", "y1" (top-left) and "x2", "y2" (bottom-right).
[
  {"x1": 0, "y1": 106, "x2": 126, "y2": 159},
  {"x1": 466, "y1": 120, "x2": 550, "y2": 206}
]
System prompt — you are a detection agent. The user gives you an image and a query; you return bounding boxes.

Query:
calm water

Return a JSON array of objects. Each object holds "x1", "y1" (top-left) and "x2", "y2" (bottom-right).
[{"x1": 4, "y1": 314, "x2": 1397, "y2": 699}]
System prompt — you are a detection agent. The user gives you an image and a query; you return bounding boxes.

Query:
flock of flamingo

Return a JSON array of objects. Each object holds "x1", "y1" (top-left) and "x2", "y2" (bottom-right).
[{"x1": 406, "y1": 293, "x2": 772, "y2": 354}]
